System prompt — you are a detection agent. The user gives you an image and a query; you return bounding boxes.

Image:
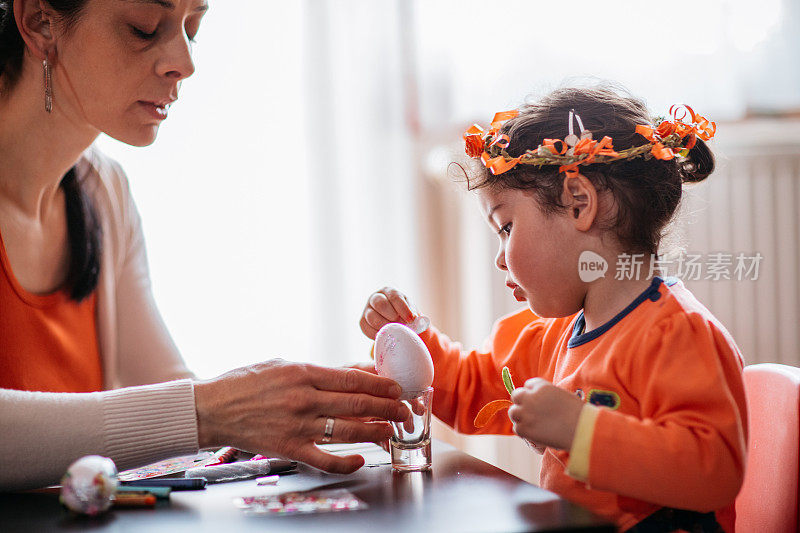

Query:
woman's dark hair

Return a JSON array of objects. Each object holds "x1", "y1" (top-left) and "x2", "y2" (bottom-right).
[
  {"x1": 1, "y1": 1, "x2": 86, "y2": 88},
  {"x1": 1, "y1": 1, "x2": 101, "y2": 301},
  {"x1": 61, "y1": 168, "x2": 102, "y2": 301},
  {"x1": 467, "y1": 83, "x2": 715, "y2": 255}
]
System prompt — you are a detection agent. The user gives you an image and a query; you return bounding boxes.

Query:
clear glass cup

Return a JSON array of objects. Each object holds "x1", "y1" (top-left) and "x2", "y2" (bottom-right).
[{"x1": 390, "y1": 387, "x2": 433, "y2": 472}]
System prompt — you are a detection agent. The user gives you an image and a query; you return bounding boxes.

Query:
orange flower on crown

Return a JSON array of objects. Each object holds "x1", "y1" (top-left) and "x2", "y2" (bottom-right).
[
  {"x1": 655, "y1": 121, "x2": 676, "y2": 138},
  {"x1": 463, "y1": 110, "x2": 519, "y2": 162},
  {"x1": 463, "y1": 125, "x2": 485, "y2": 158},
  {"x1": 635, "y1": 104, "x2": 716, "y2": 160}
]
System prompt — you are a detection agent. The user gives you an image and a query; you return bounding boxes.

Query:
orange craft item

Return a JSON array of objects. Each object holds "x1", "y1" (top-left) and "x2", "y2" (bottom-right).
[
  {"x1": 474, "y1": 399, "x2": 513, "y2": 428},
  {"x1": 474, "y1": 366, "x2": 517, "y2": 428}
]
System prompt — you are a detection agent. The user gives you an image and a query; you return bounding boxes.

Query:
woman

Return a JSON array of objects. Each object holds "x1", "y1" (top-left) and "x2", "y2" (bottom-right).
[{"x1": 0, "y1": 0, "x2": 408, "y2": 490}]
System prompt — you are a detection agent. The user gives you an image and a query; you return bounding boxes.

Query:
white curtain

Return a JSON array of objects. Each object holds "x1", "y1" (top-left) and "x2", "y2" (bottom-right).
[
  {"x1": 97, "y1": 0, "x2": 421, "y2": 377},
  {"x1": 301, "y1": 0, "x2": 421, "y2": 366}
]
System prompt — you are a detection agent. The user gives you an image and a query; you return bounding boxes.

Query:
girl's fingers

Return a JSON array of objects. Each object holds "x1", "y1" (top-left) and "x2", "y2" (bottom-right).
[
  {"x1": 378, "y1": 288, "x2": 415, "y2": 323},
  {"x1": 369, "y1": 293, "x2": 401, "y2": 322},
  {"x1": 360, "y1": 287, "x2": 420, "y2": 342},
  {"x1": 401, "y1": 294, "x2": 417, "y2": 315},
  {"x1": 359, "y1": 315, "x2": 379, "y2": 339},
  {"x1": 364, "y1": 308, "x2": 389, "y2": 332}
]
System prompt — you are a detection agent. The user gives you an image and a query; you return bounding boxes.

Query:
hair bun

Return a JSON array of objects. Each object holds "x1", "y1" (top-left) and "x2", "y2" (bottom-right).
[
  {"x1": 679, "y1": 137, "x2": 715, "y2": 183},
  {"x1": 0, "y1": 2, "x2": 9, "y2": 28}
]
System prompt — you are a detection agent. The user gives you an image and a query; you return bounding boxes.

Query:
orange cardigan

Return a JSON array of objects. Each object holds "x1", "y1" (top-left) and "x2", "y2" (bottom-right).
[
  {"x1": 420, "y1": 277, "x2": 747, "y2": 532},
  {"x1": 0, "y1": 230, "x2": 103, "y2": 393}
]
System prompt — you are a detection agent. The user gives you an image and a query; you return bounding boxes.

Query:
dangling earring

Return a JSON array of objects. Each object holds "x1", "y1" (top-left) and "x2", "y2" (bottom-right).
[{"x1": 43, "y1": 58, "x2": 53, "y2": 113}]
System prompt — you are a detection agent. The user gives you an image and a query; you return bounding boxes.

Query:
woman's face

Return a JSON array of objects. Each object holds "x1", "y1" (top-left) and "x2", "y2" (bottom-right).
[{"x1": 54, "y1": 0, "x2": 208, "y2": 146}]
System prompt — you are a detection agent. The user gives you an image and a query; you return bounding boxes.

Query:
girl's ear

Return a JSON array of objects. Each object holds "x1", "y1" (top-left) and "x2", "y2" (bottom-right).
[
  {"x1": 13, "y1": 0, "x2": 57, "y2": 61},
  {"x1": 561, "y1": 173, "x2": 598, "y2": 232}
]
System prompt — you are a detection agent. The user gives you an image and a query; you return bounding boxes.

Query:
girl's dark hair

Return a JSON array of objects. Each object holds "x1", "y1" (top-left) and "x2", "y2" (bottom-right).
[
  {"x1": 468, "y1": 83, "x2": 715, "y2": 255},
  {"x1": 1, "y1": 1, "x2": 101, "y2": 301}
]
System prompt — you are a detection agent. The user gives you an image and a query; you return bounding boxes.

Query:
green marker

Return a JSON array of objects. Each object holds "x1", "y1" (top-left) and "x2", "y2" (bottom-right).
[
  {"x1": 116, "y1": 486, "x2": 172, "y2": 499},
  {"x1": 502, "y1": 366, "x2": 515, "y2": 395}
]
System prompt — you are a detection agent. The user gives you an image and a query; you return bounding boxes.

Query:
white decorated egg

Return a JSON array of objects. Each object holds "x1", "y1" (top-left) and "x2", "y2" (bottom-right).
[
  {"x1": 374, "y1": 322, "x2": 433, "y2": 398},
  {"x1": 60, "y1": 455, "x2": 118, "y2": 515}
]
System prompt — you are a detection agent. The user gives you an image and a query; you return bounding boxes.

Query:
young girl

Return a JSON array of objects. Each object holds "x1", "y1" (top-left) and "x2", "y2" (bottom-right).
[{"x1": 360, "y1": 85, "x2": 747, "y2": 532}]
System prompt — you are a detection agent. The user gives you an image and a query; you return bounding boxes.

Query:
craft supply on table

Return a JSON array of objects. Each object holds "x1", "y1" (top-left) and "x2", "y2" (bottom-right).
[
  {"x1": 185, "y1": 458, "x2": 297, "y2": 483},
  {"x1": 60, "y1": 455, "x2": 119, "y2": 515},
  {"x1": 117, "y1": 451, "x2": 216, "y2": 481},
  {"x1": 234, "y1": 489, "x2": 367, "y2": 515},
  {"x1": 112, "y1": 493, "x2": 157, "y2": 508},
  {"x1": 114, "y1": 486, "x2": 172, "y2": 499},
  {"x1": 256, "y1": 475, "x2": 280, "y2": 486},
  {"x1": 205, "y1": 446, "x2": 239, "y2": 466},
  {"x1": 121, "y1": 477, "x2": 207, "y2": 490},
  {"x1": 60, "y1": 455, "x2": 174, "y2": 515},
  {"x1": 374, "y1": 322, "x2": 434, "y2": 399}
]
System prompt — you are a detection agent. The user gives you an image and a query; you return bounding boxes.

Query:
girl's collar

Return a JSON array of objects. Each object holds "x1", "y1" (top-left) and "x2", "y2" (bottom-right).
[{"x1": 568, "y1": 276, "x2": 671, "y2": 348}]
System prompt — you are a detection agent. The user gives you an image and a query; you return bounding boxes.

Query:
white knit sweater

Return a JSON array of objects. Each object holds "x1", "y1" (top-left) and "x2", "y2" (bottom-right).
[{"x1": 0, "y1": 147, "x2": 200, "y2": 490}]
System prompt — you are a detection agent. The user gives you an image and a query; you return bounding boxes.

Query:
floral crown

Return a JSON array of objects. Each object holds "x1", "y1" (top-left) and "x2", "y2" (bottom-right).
[{"x1": 463, "y1": 105, "x2": 716, "y2": 177}]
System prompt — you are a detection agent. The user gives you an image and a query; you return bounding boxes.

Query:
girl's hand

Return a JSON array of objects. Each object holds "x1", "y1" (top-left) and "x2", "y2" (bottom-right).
[
  {"x1": 508, "y1": 378, "x2": 585, "y2": 451},
  {"x1": 359, "y1": 287, "x2": 417, "y2": 340}
]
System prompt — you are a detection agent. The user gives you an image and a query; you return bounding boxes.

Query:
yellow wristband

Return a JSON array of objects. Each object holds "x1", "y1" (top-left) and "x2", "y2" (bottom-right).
[{"x1": 566, "y1": 404, "x2": 600, "y2": 482}]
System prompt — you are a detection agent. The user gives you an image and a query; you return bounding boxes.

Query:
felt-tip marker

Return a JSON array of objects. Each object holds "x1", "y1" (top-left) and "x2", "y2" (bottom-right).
[
  {"x1": 121, "y1": 477, "x2": 207, "y2": 490},
  {"x1": 116, "y1": 486, "x2": 172, "y2": 499},
  {"x1": 112, "y1": 493, "x2": 157, "y2": 507}
]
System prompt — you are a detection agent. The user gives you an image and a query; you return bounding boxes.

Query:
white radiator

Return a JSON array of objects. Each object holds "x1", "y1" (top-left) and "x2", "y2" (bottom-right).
[{"x1": 676, "y1": 119, "x2": 800, "y2": 366}]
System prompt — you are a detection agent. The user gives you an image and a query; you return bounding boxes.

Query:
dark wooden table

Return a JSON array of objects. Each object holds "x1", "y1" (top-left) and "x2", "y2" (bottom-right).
[{"x1": 1, "y1": 441, "x2": 614, "y2": 532}]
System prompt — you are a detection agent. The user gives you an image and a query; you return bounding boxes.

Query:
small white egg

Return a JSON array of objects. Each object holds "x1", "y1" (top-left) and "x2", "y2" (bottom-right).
[
  {"x1": 374, "y1": 323, "x2": 434, "y2": 398},
  {"x1": 60, "y1": 455, "x2": 118, "y2": 515}
]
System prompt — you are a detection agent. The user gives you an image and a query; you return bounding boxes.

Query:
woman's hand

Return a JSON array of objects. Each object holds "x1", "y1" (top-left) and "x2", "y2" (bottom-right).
[
  {"x1": 508, "y1": 378, "x2": 585, "y2": 451},
  {"x1": 193, "y1": 359, "x2": 410, "y2": 474},
  {"x1": 359, "y1": 287, "x2": 416, "y2": 339}
]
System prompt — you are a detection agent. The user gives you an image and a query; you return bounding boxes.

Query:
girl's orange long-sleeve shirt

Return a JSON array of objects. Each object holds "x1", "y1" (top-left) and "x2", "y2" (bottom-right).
[{"x1": 419, "y1": 277, "x2": 747, "y2": 532}]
